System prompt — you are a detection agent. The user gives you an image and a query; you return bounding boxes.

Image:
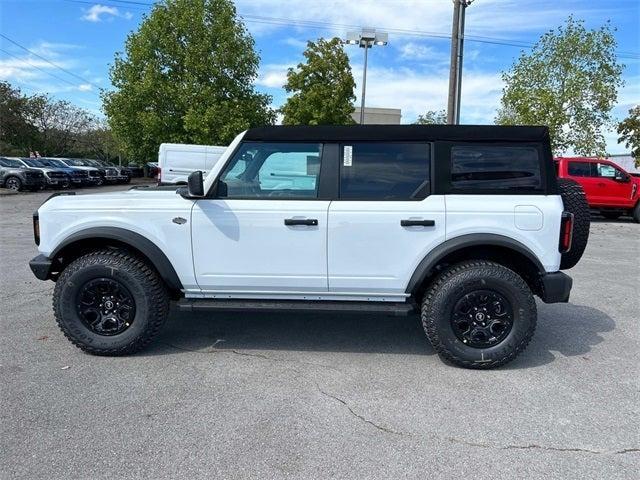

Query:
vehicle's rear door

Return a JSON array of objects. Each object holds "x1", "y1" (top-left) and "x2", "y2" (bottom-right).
[
  {"x1": 566, "y1": 160, "x2": 599, "y2": 205},
  {"x1": 327, "y1": 142, "x2": 446, "y2": 298},
  {"x1": 594, "y1": 161, "x2": 634, "y2": 207},
  {"x1": 192, "y1": 141, "x2": 330, "y2": 294}
]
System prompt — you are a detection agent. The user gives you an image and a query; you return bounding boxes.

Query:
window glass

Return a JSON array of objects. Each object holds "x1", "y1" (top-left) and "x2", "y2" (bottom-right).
[
  {"x1": 22, "y1": 159, "x2": 46, "y2": 167},
  {"x1": 451, "y1": 145, "x2": 542, "y2": 191},
  {"x1": 596, "y1": 163, "x2": 617, "y2": 178},
  {"x1": 0, "y1": 158, "x2": 23, "y2": 168},
  {"x1": 219, "y1": 142, "x2": 321, "y2": 198},
  {"x1": 568, "y1": 161, "x2": 595, "y2": 177},
  {"x1": 339, "y1": 143, "x2": 430, "y2": 200}
]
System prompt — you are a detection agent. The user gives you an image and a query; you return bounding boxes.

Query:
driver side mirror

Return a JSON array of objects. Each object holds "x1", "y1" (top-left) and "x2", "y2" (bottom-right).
[
  {"x1": 615, "y1": 172, "x2": 630, "y2": 183},
  {"x1": 182, "y1": 170, "x2": 204, "y2": 197}
]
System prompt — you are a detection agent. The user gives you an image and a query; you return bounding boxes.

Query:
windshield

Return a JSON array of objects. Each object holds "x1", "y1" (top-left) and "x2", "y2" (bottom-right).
[
  {"x1": 22, "y1": 158, "x2": 46, "y2": 167},
  {"x1": 0, "y1": 158, "x2": 24, "y2": 168},
  {"x1": 63, "y1": 159, "x2": 86, "y2": 167},
  {"x1": 41, "y1": 159, "x2": 66, "y2": 168}
]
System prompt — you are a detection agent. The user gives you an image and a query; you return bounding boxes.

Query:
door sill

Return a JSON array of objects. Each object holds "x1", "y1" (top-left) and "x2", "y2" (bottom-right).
[{"x1": 176, "y1": 299, "x2": 418, "y2": 316}]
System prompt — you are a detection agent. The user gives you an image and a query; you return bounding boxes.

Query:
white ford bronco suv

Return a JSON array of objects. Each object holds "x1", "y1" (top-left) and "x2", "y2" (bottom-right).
[{"x1": 29, "y1": 125, "x2": 590, "y2": 368}]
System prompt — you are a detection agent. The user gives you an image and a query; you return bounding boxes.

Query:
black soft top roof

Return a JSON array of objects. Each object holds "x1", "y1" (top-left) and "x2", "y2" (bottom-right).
[{"x1": 244, "y1": 124, "x2": 550, "y2": 143}]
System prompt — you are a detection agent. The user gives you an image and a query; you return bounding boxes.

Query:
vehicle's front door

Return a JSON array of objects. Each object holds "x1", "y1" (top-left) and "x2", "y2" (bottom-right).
[
  {"x1": 594, "y1": 162, "x2": 634, "y2": 207},
  {"x1": 192, "y1": 142, "x2": 330, "y2": 294},
  {"x1": 327, "y1": 142, "x2": 446, "y2": 297}
]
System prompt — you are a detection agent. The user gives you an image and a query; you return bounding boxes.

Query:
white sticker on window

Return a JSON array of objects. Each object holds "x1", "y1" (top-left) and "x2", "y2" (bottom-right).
[{"x1": 343, "y1": 146, "x2": 353, "y2": 166}]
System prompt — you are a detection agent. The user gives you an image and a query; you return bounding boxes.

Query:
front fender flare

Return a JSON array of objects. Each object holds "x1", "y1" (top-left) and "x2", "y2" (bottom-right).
[{"x1": 50, "y1": 227, "x2": 183, "y2": 292}]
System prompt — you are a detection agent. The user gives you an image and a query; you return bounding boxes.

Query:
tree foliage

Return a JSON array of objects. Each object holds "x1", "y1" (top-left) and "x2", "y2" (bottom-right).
[
  {"x1": 281, "y1": 38, "x2": 356, "y2": 125},
  {"x1": 103, "y1": 0, "x2": 275, "y2": 162},
  {"x1": 617, "y1": 106, "x2": 640, "y2": 166},
  {"x1": 0, "y1": 81, "x2": 116, "y2": 159},
  {"x1": 496, "y1": 17, "x2": 624, "y2": 156},
  {"x1": 414, "y1": 109, "x2": 447, "y2": 125}
]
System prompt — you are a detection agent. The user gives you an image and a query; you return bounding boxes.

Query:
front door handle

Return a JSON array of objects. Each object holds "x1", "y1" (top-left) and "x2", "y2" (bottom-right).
[
  {"x1": 401, "y1": 219, "x2": 435, "y2": 227},
  {"x1": 284, "y1": 218, "x2": 318, "y2": 226}
]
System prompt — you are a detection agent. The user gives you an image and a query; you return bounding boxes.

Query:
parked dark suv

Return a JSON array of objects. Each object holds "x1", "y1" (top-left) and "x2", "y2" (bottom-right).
[{"x1": 0, "y1": 157, "x2": 46, "y2": 191}]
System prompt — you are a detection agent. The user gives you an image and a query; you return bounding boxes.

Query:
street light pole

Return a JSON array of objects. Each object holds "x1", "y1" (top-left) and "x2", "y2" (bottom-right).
[
  {"x1": 360, "y1": 44, "x2": 369, "y2": 124},
  {"x1": 447, "y1": 0, "x2": 473, "y2": 125},
  {"x1": 345, "y1": 28, "x2": 388, "y2": 125}
]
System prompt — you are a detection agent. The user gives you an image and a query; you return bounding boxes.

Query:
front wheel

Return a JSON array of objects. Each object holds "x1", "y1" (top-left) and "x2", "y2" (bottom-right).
[
  {"x1": 53, "y1": 249, "x2": 170, "y2": 355},
  {"x1": 421, "y1": 260, "x2": 537, "y2": 369},
  {"x1": 5, "y1": 176, "x2": 22, "y2": 191}
]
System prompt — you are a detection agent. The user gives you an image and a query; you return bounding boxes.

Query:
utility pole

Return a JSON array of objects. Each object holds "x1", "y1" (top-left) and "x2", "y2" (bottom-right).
[{"x1": 447, "y1": 0, "x2": 472, "y2": 124}]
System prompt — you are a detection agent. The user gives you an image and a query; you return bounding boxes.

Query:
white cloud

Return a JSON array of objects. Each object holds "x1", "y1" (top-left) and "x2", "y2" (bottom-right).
[
  {"x1": 78, "y1": 84, "x2": 93, "y2": 91},
  {"x1": 82, "y1": 4, "x2": 133, "y2": 22},
  {"x1": 256, "y1": 63, "x2": 295, "y2": 88}
]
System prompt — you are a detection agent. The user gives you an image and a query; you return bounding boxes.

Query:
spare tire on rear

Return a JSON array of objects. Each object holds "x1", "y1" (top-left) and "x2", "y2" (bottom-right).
[{"x1": 558, "y1": 178, "x2": 590, "y2": 269}]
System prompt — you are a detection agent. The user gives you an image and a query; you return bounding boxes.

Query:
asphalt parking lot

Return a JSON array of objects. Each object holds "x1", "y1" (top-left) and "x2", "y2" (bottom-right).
[{"x1": 1, "y1": 184, "x2": 638, "y2": 479}]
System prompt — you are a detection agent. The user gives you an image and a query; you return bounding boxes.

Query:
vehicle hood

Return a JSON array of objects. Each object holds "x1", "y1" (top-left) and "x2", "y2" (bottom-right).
[
  {"x1": 68, "y1": 166, "x2": 100, "y2": 172},
  {"x1": 30, "y1": 167, "x2": 69, "y2": 174},
  {"x1": 39, "y1": 187, "x2": 186, "y2": 212}
]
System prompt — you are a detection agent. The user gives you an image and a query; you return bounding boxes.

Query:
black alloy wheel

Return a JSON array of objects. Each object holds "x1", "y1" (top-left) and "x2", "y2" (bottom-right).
[
  {"x1": 76, "y1": 277, "x2": 136, "y2": 336},
  {"x1": 450, "y1": 290, "x2": 513, "y2": 348}
]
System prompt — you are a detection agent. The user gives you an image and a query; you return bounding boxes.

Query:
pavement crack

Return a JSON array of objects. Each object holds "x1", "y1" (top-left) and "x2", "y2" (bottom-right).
[
  {"x1": 315, "y1": 383, "x2": 402, "y2": 436},
  {"x1": 447, "y1": 437, "x2": 639, "y2": 455},
  {"x1": 160, "y1": 342, "x2": 343, "y2": 373}
]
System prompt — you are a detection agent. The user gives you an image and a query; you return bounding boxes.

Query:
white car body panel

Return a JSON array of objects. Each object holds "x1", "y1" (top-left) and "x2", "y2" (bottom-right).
[
  {"x1": 37, "y1": 190, "x2": 199, "y2": 290},
  {"x1": 445, "y1": 195, "x2": 564, "y2": 272},
  {"x1": 328, "y1": 196, "x2": 447, "y2": 295},
  {"x1": 158, "y1": 143, "x2": 227, "y2": 184},
  {"x1": 191, "y1": 199, "x2": 330, "y2": 292}
]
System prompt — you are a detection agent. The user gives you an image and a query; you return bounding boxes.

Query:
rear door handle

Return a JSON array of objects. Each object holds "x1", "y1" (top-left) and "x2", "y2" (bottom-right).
[
  {"x1": 284, "y1": 218, "x2": 318, "y2": 226},
  {"x1": 401, "y1": 219, "x2": 435, "y2": 227}
]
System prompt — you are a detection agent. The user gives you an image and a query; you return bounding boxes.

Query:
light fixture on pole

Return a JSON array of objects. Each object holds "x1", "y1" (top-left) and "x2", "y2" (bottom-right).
[{"x1": 345, "y1": 28, "x2": 388, "y2": 125}]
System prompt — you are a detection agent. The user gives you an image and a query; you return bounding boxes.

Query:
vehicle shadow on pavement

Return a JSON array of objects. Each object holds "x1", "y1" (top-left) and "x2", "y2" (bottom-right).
[
  {"x1": 145, "y1": 302, "x2": 615, "y2": 368},
  {"x1": 505, "y1": 302, "x2": 616, "y2": 369},
  {"x1": 148, "y1": 309, "x2": 435, "y2": 356}
]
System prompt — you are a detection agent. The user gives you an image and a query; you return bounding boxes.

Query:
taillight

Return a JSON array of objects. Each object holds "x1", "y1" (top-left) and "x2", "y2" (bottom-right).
[
  {"x1": 33, "y1": 212, "x2": 40, "y2": 246},
  {"x1": 157, "y1": 167, "x2": 161, "y2": 184},
  {"x1": 559, "y1": 212, "x2": 574, "y2": 253}
]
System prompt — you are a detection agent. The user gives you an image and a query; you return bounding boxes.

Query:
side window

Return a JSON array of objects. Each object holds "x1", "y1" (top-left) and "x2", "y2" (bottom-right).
[
  {"x1": 450, "y1": 144, "x2": 542, "y2": 191},
  {"x1": 596, "y1": 163, "x2": 617, "y2": 179},
  {"x1": 219, "y1": 142, "x2": 321, "y2": 198},
  {"x1": 339, "y1": 143, "x2": 430, "y2": 200},
  {"x1": 568, "y1": 161, "x2": 595, "y2": 177}
]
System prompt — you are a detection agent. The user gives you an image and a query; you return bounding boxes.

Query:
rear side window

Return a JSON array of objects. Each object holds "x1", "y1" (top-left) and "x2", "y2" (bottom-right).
[
  {"x1": 568, "y1": 161, "x2": 595, "y2": 177},
  {"x1": 339, "y1": 143, "x2": 430, "y2": 200},
  {"x1": 450, "y1": 145, "x2": 542, "y2": 191}
]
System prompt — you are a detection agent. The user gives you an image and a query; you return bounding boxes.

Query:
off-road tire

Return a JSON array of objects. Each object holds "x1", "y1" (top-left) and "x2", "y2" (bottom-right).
[
  {"x1": 558, "y1": 178, "x2": 590, "y2": 269},
  {"x1": 633, "y1": 202, "x2": 640, "y2": 223},
  {"x1": 53, "y1": 249, "x2": 169, "y2": 355},
  {"x1": 4, "y1": 176, "x2": 22, "y2": 191},
  {"x1": 421, "y1": 260, "x2": 537, "y2": 369},
  {"x1": 600, "y1": 210, "x2": 621, "y2": 220}
]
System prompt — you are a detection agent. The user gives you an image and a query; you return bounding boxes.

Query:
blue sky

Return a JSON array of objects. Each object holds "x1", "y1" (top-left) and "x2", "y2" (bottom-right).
[{"x1": 1, "y1": 0, "x2": 638, "y2": 153}]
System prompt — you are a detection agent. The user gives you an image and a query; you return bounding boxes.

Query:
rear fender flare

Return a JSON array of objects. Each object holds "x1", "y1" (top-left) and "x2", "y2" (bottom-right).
[{"x1": 405, "y1": 233, "x2": 545, "y2": 294}]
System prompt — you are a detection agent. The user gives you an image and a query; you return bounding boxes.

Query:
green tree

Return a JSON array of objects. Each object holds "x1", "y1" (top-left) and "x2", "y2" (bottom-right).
[
  {"x1": 102, "y1": 0, "x2": 274, "y2": 162},
  {"x1": 617, "y1": 106, "x2": 640, "y2": 166},
  {"x1": 281, "y1": 38, "x2": 356, "y2": 125},
  {"x1": 496, "y1": 17, "x2": 624, "y2": 156},
  {"x1": 414, "y1": 109, "x2": 447, "y2": 125},
  {"x1": 0, "y1": 81, "x2": 38, "y2": 155}
]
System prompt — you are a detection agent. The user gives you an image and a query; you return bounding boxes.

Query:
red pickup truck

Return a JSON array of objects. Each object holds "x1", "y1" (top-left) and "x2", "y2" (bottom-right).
[{"x1": 555, "y1": 157, "x2": 640, "y2": 222}]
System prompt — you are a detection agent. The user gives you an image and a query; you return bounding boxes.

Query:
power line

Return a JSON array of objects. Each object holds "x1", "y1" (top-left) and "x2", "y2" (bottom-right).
[
  {"x1": 52, "y1": 0, "x2": 640, "y2": 60},
  {"x1": 0, "y1": 47, "x2": 86, "y2": 89},
  {"x1": 0, "y1": 33, "x2": 102, "y2": 89}
]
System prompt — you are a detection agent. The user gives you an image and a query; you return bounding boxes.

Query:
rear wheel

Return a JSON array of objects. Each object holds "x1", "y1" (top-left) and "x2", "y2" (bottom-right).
[
  {"x1": 421, "y1": 260, "x2": 536, "y2": 369},
  {"x1": 558, "y1": 178, "x2": 590, "y2": 269},
  {"x1": 4, "y1": 176, "x2": 22, "y2": 191},
  {"x1": 53, "y1": 249, "x2": 170, "y2": 355}
]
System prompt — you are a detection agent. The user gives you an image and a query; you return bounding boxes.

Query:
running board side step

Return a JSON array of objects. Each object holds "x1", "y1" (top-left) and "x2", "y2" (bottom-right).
[{"x1": 176, "y1": 299, "x2": 418, "y2": 316}]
